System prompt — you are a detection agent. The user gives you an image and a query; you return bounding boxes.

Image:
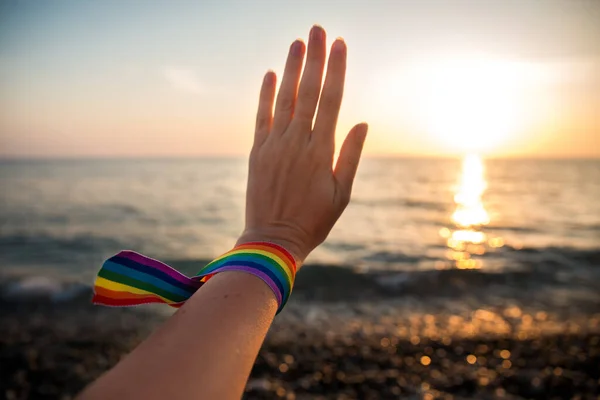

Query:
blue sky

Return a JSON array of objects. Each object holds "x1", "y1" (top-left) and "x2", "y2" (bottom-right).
[{"x1": 1, "y1": 0, "x2": 599, "y2": 158}]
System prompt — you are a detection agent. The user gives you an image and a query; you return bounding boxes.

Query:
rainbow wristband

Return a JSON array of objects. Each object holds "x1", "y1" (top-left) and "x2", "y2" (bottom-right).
[{"x1": 92, "y1": 242, "x2": 297, "y2": 314}]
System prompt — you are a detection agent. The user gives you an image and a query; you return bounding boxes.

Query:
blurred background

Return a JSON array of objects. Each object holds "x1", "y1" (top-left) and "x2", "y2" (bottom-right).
[{"x1": 1, "y1": 1, "x2": 599, "y2": 399}]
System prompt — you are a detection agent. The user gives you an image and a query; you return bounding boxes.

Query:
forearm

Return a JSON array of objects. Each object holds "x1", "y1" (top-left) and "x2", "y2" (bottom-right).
[{"x1": 80, "y1": 271, "x2": 277, "y2": 400}]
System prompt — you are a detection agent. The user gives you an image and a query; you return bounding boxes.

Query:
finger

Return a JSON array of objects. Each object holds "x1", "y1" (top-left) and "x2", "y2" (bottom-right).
[
  {"x1": 294, "y1": 25, "x2": 327, "y2": 124},
  {"x1": 334, "y1": 123, "x2": 368, "y2": 201},
  {"x1": 313, "y1": 39, "x2": 347, "y2": 149},
  {"x1": 272, "y1": 39, "x2": 305, "y2": 134},
  {"x1": 254, "y1": 71, "x2": 277, "y2": 146}
]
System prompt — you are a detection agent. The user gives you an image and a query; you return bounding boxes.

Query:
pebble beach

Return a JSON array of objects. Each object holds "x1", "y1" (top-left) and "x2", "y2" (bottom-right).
[{"x1": 1, "y1": 268, "x2": 598, "y2": 400}]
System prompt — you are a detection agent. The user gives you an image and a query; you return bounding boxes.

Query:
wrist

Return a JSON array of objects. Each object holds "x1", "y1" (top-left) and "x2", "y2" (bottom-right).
[{"x1": 235, "y1": 231, "x2": 307, "y2": 266}]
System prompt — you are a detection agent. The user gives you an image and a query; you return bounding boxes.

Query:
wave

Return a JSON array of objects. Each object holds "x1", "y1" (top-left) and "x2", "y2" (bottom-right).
[
  {"x1": 137, "y1": 246, "x2": 600, "y2": 312},
  {"x1": 361, "y1": 251, "x2": 437, "y2": 264},
  {"x1": 353, "y1": 198, "x2": 450, "y2": 211},
  {"x1": 484, "y1": 225, "x2": 541, "y2": 234},
  {"x1": 0, "y1": 203, "x2": 148, "y2": 226},
  {"x1": 0, "y1": 233, "x2": 126, "y2": 266},
  {"x1": 2, "y1": 246, "x2": 598, "y2": 314},
  {"x1": 1, "y1": 230, "x2": 598, "y2": 271},
  {"x1": 0, "y1": 276, "x2": 90, "y2": 303}
]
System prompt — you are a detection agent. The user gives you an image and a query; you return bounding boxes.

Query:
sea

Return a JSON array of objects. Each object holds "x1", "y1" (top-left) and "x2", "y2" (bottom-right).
[{"x1": 1, "y1": 156, "x2": 599, "y2": 319}]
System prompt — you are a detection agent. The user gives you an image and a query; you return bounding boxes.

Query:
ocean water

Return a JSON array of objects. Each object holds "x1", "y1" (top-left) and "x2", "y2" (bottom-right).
[{"x1": 1, "y1": 157, "x2": 599, "y2": 313}]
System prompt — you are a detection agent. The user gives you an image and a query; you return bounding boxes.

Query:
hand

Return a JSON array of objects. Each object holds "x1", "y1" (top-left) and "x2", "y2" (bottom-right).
[{"x1": 236, "y1": 25, "x2": 368, "y2": 264}]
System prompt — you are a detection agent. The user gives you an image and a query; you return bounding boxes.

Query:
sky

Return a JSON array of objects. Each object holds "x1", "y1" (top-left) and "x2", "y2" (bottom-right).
[{"x1": 0, "y1": 0, "x2": 599, "y2": 158}]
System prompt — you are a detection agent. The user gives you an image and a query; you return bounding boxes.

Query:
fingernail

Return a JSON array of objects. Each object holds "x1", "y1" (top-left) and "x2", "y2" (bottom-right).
[
  {"x1": 264, "y1": 70, "x2": 275, "y2": 84},
  {"x1": 332, "y1": 38, "x2": 346, "y2": 53},
  {"x1": 357, "y1": 123, "x2": 368, "y2": 142},
  {"x1": 310, "y1": 25, "x2": 324, "y2": 41},
  {"x1": 291, "y1": 40, "x2": 304, "y2": 56}
]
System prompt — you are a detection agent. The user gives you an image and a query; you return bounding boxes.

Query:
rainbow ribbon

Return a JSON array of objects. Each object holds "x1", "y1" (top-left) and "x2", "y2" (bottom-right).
[{"x1": 92, "y1": 242, "x2": 297, "y2": 314}]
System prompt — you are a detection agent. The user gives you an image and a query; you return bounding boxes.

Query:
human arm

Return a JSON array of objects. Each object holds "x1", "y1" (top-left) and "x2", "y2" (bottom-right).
[{"x1": 79, "y1": 24, "x2": 367, "y2": 400}]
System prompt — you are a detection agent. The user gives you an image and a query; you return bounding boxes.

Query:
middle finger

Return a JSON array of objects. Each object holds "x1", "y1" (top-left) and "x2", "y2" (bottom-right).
[{"x1": 293, "y1": 25, "x2": 327, "y2": 125}]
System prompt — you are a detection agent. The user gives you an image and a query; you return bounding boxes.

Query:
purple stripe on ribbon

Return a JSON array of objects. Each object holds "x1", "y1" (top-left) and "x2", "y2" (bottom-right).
[
  {"x1": 118, "y1": 250, "x2": 202, "y2": 288},
  {"x1": 208, "y1": 265, "x2": 283, "y2": 306}
]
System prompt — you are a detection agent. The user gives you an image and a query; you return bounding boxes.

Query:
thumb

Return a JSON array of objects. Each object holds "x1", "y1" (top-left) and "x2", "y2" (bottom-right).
[{"x1": 334, "y1": 122, "x2": 368, "y2": 200}]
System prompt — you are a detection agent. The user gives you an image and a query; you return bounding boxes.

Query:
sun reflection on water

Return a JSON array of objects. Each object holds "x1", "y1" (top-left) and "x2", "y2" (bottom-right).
[
  {"x1": 452, "y1": 154, "x2": 490, "y2": 228},
  {"x1": 440, "y1": 154, "x2": 503, "y2": 269}
]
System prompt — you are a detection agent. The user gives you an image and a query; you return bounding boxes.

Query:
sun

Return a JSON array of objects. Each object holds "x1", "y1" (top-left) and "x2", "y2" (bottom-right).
[
  {"x1": 368, "y1": 54, "x2": 532, "y2": 155},
  {"x1": 415, "y1": 57, "x2": 523, "y2": 153}
]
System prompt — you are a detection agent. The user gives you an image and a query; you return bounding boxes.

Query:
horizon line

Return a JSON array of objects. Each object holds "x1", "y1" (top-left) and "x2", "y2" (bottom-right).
[{"x1": 1, "y1": 154, "x2": 599, "y2": 162}]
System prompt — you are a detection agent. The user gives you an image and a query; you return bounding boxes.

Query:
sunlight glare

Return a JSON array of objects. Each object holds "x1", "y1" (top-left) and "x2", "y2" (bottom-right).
[
  {"x1": 416, "y1": 57, "x2": 523, "y2": 153},
  {"x1": 443, "y1": 154, "x2": 495, "y2": 270},
  {"x1": 452, "y1": 154, "x2": 490, "y2": 227}
]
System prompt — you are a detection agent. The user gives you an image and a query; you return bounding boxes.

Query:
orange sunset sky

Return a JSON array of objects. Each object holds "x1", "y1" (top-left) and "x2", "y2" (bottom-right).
[{"x1": 1, "y1": 0, "x2": 599, "y2": 159}]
